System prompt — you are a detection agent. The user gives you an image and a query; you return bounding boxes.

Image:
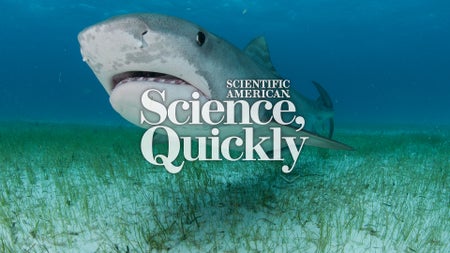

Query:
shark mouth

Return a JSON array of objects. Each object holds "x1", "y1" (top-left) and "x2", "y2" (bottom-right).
[
  {"x1": 108, "y1": 69, "x2": 210, "y2": 128},
  {"x1": 112, "y1": 71, "x2": 190, "y2": 90}
]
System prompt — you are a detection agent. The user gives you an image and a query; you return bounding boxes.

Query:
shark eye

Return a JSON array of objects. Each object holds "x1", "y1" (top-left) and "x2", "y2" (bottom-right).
[{"x1": 196, "y1": 31, "x2": 206, "y2": 46}]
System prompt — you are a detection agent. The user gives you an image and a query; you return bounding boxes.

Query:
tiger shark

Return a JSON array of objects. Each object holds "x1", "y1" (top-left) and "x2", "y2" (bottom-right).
[{"x1": 78, "y1": 13, "x2": 352, "y2": 151}]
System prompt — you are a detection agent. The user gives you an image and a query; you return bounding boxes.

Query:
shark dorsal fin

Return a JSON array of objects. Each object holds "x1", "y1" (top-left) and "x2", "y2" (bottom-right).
[{"x1": 244, "y1": 36, "x2": 277, "y2": 75}]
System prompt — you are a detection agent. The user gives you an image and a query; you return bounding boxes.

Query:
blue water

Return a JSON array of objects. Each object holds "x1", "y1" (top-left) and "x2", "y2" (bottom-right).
[{"x1": 1, "y1": 0, "x2": 449, "y2": 126}]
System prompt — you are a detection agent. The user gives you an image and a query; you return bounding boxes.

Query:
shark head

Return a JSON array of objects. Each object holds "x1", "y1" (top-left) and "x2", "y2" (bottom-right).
[
  {"x1": 78, "y1": 13, "x2": 251, "y2": 127},
  {"x1": 78, "y1": 14, "x2": 212, "y2": 95}
]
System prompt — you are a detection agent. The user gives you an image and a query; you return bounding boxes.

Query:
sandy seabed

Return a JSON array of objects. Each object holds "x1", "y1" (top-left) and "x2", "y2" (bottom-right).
[{"x1": 0, "y1": 122, "x2": 448, "y2": 252}]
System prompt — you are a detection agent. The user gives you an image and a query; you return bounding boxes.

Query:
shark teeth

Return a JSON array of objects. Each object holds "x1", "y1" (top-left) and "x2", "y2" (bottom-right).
[
  {"x1": 114, "y1": 76, "x2": 189, "y2": 89},
  {"x1": 111, "y1": 71, "x2": 192, "y2": 91}
]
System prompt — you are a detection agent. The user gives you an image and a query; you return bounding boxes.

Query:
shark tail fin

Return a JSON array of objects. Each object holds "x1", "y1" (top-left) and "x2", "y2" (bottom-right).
[{"x1": 312, "y1": 81, "x2": 334, "y2": 139}]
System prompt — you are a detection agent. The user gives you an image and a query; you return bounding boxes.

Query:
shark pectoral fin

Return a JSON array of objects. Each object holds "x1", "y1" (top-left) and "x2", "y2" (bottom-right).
[
  {"x1": 279, "y1": 123, "x2": 353, "y2": 151},
  {"x1": 244, "y1": 36, "x2": 278, "y2": 75},
  {"x1": 256, "y1": 122, "x2": 353, "y2": 151},
  {"x1": 296, "y1": 129, "x2": 354, "y2": 151}
]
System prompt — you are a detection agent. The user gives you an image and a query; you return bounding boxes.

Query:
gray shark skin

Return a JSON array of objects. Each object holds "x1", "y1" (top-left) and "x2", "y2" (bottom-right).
[{"x1": 78, "y1": 13, "x2": 352, "y2": 151}]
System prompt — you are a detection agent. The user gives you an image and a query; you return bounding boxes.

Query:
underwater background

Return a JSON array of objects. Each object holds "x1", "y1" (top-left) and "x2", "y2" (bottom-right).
[
  {"x1": 1, "y1": 0, "x2": 449, "y2": 126},
  {"x1": 0, "y1": 1, "x2": 449, "y2": 252}
]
